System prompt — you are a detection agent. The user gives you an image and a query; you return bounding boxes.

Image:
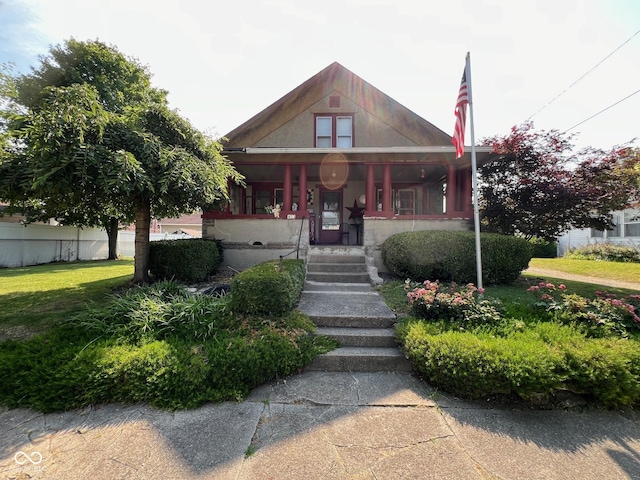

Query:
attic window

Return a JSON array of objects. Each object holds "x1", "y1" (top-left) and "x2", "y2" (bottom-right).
[
  {"x1": 315, "y1": 114, "x2": 353, "y2": 148},
  {"x1": 329, "y1": 96, "x2": 340, "y2": 108}
]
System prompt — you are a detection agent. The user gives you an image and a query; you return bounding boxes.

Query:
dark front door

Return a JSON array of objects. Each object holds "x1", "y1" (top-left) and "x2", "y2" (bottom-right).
[{"x1": 318, "y1": 190, "x2": 342, "y2": 244}]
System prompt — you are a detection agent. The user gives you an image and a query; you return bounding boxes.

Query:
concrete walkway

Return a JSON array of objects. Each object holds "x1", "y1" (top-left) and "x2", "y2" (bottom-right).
[
  {"x1": 525, "y1": 267, "x2": 640, "y2": 291},
  {"x1": 2, "y1": 371, "x2": 639, "y2": 479}
]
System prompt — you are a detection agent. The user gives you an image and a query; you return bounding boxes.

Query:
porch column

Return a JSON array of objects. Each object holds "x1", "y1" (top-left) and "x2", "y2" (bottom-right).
[
  {"x1": 283, "y1": 164, "x2": 292, "y2": 211},
  {"x1": 298, "y1": 164, "x2": 308, "y2": 213},
  {"x1": 365, "y1": 163, "x2": 375, "y2": 214},
  {"x1": 446, "y1": 164, "x2": 456, "y2": 217},
  {"x1": 382, "y1": 163, "x2": 392, "y2": 215}
]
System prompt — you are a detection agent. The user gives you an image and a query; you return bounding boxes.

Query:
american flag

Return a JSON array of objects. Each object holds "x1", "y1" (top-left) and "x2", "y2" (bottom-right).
[{"x1": 453, "y1": 68, "x2": 469, "y2": 158}]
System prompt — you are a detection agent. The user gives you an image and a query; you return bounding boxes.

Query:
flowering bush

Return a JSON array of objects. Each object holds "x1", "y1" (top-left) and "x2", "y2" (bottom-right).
[
  {"x1": 405, "y1": 279, "x2": 504, "y2": 325},
  {"x1": 528, "y1": 282, "x2": 640, "y2": 337},
  {"x1": 565, "y1": 243, "x2": 640, "y2": 263}
]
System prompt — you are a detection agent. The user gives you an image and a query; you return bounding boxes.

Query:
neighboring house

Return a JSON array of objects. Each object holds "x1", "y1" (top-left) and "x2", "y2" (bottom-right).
[
  {"x1": 557, "y1": 208, "x2": 640, "y2": 256},
  {"x1": 122, "y1": 212, "x2": 202, "y2": 237},
  {"x1": 202, "y1": 62, "x2": 496, "y2": 272},
  {"x1": 158, "y1": 212, "x2": 202, "y2": 237}
]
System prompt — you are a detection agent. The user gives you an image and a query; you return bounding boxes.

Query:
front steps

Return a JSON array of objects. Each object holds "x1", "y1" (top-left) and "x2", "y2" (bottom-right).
[{"x1": 300, "y1": 247, "x2": 412, "y2": 372}]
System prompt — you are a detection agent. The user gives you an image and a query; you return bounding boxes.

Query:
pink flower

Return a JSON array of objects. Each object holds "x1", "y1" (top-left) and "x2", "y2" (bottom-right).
[{"x1": 558, "y1": 284, "x2": 567, "y2": 291}]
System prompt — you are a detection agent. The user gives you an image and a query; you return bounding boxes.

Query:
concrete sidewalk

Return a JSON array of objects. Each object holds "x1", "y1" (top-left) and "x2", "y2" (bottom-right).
[{"x1": 2, "y1": 371, "x2": 639, "y2": 479}]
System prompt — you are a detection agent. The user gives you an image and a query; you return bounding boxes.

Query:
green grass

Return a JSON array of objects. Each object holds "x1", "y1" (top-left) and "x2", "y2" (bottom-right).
[
  {"x1": 0, "y1": 259, "x2": 133, "y2": 331},
  {"x1": 529, "y1": 258, "x2": 640, "y2": 285}
]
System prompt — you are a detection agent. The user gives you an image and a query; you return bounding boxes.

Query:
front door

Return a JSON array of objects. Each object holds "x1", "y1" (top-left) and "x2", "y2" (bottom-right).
[{"x1": 318, "y1": 190, "x2": 342, "y2": 244}]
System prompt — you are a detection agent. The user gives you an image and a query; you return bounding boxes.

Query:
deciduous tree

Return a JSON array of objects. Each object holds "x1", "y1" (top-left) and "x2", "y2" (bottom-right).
[
  {"x1": 479, "y1": 122, "x2": 634, "y2": 241},
  {"x1": 0, "y1": 40, "x2": 243, "y2": 283}
]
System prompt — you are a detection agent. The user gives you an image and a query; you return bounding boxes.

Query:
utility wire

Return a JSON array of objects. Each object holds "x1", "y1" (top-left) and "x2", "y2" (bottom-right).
[
  {"x1": 528, "y1": 28, "x2": 640, "y2": 120},
  {"x1": 563, "y1": 88, "x2": 640, "y2": 133}
]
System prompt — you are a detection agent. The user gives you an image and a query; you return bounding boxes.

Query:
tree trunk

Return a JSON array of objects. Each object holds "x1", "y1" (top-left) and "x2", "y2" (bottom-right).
[
  {"x1": 104, "y1": 216, "x2": 119, "y2": 260},
  {"x1": 131, "y1": 197, "x2": 152, "y2": 285}
]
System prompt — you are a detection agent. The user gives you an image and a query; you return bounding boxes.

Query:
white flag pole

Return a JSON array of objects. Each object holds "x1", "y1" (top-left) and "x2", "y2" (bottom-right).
[{"x1": 465, "y1": 52, "x2": 483, "y2": 290}]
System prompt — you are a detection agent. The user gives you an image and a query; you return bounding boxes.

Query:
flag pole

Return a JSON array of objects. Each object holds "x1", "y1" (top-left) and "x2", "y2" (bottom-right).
[{"x1": 465, "y1": 52, "x2": 483, "y2": 290}]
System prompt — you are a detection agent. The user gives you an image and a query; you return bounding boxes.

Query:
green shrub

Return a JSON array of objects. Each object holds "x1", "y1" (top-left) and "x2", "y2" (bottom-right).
[
  {"x1": 382, "y1": 231, "x2": 532, "y2": 285},
  {"x1": 230, "y1": 259, "x2": 305, "y2": 316},
  {"x1": 528, "y1": 281, "x2": 640, "y2": 337},
  {"x1": 398, "y1": 320, "x2": 565, "y2": 399},
  {"x1": 149, "y1": 239, "x2": 222, "y2": 282},
  {"x1": 563, "y1": 339, "x2": 640, "y2": 407},
  {"x1": 529, "y1": 237, "x2": 557, "y2": 258},
  {"x1": 76, "y1": 280, "x2": 237, "y2": 343},
  {"x1": 396, "y1": 317, "x2": 640, "y2": 407},
  {"x1": 565, "y1": 243, "x2": 640, "y2": 263}
]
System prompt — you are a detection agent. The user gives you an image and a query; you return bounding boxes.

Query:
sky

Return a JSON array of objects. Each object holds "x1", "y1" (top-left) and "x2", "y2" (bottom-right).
[{"x1": 1, "y1": 0, "x2": 639, "y2": 151}]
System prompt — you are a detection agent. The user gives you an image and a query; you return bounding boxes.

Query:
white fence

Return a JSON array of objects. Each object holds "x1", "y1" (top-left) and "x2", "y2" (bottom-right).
[{"x1": 0, "y1": 222, "x2": 194, "y2": 268}]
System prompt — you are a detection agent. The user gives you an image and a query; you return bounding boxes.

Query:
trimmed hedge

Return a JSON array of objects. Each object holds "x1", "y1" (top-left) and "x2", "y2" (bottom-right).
[
  {"x1": 529, "y1": 237, "x2": 557, "y2": 258},
  {"x1": 149, "y1": 239, "x2": 222, "y2": 282},
  {"x1": 397, "y1": 318, "x2": 640, "y2": 407},
  {"x1": 230, "y1": 259, "x2": 305, "y2": 316},
  {"x1": 382, "y1": 230, "x2": 532, "y2": 285}
]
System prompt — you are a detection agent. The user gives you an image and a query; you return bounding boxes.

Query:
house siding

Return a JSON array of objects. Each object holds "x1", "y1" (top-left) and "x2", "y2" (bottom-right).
[{"x1": 255, "y1": 93, "x2": 418, "y2": 148}]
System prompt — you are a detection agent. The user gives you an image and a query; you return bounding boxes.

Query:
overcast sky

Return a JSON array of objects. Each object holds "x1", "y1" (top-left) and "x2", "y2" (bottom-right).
[{"x1": 1, "y1": 0, "x2": 639, "y2": 151}]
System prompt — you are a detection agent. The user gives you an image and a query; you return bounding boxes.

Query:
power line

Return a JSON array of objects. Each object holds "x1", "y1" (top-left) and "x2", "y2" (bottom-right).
[
  {"x1": 563, "y1": 88, "x2": 640, "y2": 133},
  {"x1": 528, "y1": 28, "x2": 640, "y2": 120}
]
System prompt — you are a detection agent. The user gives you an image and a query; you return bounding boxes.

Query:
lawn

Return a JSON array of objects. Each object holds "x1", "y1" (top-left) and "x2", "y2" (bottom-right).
[
  {"x1": 528, "y1": 257, "x2": 640, "y2": 285},
  {"x1": 0, "y1": 259, "x2": 134, "y2": 335}
]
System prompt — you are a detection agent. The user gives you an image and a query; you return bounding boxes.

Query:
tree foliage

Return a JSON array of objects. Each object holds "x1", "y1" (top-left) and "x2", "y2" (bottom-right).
[
  {"x1": 479, "y1": 122, "x2": 635, "y2": 241},
  {"x1": 0, "y1": 40, "x2": 243, "y2": 283}
]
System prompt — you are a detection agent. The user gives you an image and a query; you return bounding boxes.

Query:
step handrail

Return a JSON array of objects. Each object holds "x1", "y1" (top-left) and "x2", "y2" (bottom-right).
[{"x1": 279, "y1": 214, "x2": 306, "y2": 272}]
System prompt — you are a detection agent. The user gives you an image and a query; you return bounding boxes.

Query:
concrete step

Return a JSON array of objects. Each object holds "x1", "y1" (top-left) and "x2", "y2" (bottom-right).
[
  {"x1": 303, "y1": 281, "x2": 373, "y2": 293},
  {"x1": 311, "y1": 315, "x2": 396, "y2": 329},
  {"x1": 308, "y1": 254, "x2": 365, "y2": 264},
  {"x1": 305, "y1": 347, "x2": 412, "y2": 372},
  {"x1": 316, "y1": 327, "x2": 397, "y2": 347},
  {"x1": 307, "y1": 262, "x2": 367, "y2": 273},
  {"x1": 305, "y1": 272, "x2": 371, "y2": 283}
]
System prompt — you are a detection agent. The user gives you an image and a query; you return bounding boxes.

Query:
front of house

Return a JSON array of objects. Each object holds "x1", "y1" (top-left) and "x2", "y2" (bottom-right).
[
  {"x1": 558, "y1": 208, "x2": 640, "y2": 256},
  {"x1": 202, "y1": 62, "x2": 495, "y2": 273}
]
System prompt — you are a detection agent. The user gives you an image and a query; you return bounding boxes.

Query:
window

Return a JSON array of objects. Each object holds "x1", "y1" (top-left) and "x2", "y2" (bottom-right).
[
  {"x1": 590, "y1": 209, "x2": 640, "y2": 238},
  {"x1": 624, "y1": 210, "x2": 640, "y2": 237},
  {"x1": 316, "y1": 117, "x2": 332, "y2": 148},
  {"x1": 336, "y1": 117, "x2": 352, "y2": 148},
  {"x1": 395, "y1": 189, "x2": 416, "y2": 215},
  {"x1": 376, "y1": 188, "x2": 416, "y2": 215},
  {"x1": 315, "y1": 114, "x2": 353, "y2": 148}
]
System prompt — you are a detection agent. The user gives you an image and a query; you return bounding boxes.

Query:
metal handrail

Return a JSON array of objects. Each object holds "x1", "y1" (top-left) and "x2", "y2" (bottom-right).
[{"x1": 279, "y1": 214, "x2": 306, "y2": 272}]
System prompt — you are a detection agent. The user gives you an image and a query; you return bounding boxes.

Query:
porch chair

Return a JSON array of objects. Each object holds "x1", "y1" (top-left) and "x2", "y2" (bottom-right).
[{"x1": 339, "y1": 223, "x2": 351, "y2": 245}]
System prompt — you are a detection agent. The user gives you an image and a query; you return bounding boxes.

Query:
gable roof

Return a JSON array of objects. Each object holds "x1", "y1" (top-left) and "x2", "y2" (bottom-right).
[{"x1": 224, "y1": 62, "x2": 452, "y2": 148}]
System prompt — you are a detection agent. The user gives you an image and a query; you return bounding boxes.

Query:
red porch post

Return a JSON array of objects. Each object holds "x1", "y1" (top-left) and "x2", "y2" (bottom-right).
[
  {"x1": 382, "y1": 163, "x2": 392, "y2": 215},
  {"x1": 298, "y1": 164, "x2": 308, "y2": 213},
  {"x1": 365, "y1": 163, "x2": 375, "y2": 215},
  {"x1": 446, "y1": 164, "x2": 456, "y2": 217},
  {"x1": 283, "y1": 164, "x2": 292, "y2": 211}
]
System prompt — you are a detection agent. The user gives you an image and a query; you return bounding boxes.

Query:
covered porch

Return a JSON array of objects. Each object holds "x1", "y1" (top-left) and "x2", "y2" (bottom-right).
[{"x1": 203, "y1": 146, "x2": 492, "y2": 246}]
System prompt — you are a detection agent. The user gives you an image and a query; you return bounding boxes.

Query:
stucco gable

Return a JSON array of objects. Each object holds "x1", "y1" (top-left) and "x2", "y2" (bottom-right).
[{"x1": 224, "y1": 62, "x2": 451, "y2": 148}]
